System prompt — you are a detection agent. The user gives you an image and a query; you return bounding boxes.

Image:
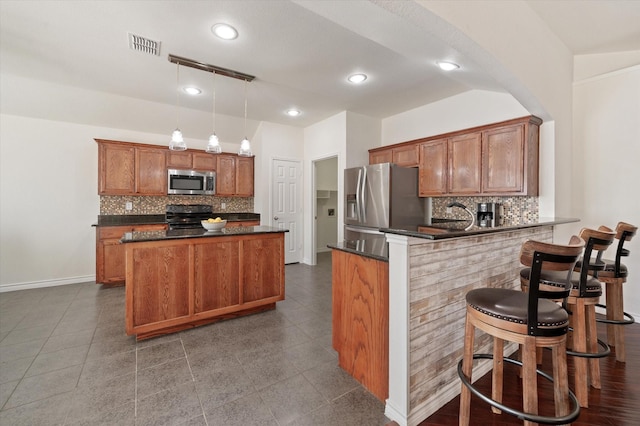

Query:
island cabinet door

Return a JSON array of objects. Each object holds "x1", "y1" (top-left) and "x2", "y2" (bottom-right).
[
  {"x1": 332, "y1": 249, "x2": 389, "y2": 402},
  {"x1": 126, "y1": 244, "x2": 190, "y2": 332},
  {"x1": 193, "y1": 239, "x2": 241, "y2": 313},
  {"x1": 241, "y1": 235, "x2": 284, "y2": 303}
]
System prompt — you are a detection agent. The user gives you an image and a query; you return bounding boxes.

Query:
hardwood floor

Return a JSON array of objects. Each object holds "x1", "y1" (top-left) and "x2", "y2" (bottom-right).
[{"x1": 419, "y1": 322, "x2": 640, "y2": 425}]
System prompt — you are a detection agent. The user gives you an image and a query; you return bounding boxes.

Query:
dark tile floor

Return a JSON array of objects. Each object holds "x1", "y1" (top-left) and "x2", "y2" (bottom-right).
[{"x1": 0, "y1": 252, "x2": 390, "y2": 426}]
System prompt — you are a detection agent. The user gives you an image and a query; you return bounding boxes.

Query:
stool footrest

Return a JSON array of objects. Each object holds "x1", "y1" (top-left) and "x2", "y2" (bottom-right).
[
  {"x1": 595, "y1": 303, "x2": 635, "y2": 325},
  {"x1": 457, "y1": 354, "x2": 581, "y2": 425},
  {"x1": 566, "y1": 327, "x2": 611, "y2": 358}
]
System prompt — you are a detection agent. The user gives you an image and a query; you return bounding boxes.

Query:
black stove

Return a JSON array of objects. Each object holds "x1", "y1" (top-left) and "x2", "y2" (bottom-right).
[{"x1": 165, "y1": 204, "x2": 213, "y2": 230}]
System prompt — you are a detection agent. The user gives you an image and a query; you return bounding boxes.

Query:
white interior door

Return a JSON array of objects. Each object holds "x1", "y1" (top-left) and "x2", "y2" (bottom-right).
[{"x1": 272, "y1": 159, "x2": 302, "y2": 264}]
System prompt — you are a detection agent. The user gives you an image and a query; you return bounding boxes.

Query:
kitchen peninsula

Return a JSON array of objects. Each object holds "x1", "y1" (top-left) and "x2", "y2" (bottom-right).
[
  {"x1": 330, "y1": 218, "x2": 578, "y2": 426},
  {"x1": 121, "y1": 226, "x2": 286, "y2": 340}
]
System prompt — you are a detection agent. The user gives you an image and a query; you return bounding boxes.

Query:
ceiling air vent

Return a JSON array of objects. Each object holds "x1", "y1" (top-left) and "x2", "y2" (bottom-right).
[{"x1": 128, "y1": 33, "x2": 161, "y2": 56}]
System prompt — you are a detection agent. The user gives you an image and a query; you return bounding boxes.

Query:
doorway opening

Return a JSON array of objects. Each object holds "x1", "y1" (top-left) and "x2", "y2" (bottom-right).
[{"x1": 312, "y1": 156, "x2": 339, "y2": 265}]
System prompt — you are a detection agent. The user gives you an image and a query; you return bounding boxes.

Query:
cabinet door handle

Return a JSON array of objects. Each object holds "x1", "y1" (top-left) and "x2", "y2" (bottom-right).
[{"x1": 273, "y1": 216, "x2": 279, "y2": 221}]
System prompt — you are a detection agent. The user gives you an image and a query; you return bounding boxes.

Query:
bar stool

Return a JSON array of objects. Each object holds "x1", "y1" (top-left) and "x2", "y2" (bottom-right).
[
  {"x1": 593, "y1": 222, "x2": 637, "y2": 362},
  {"x1": 520, "y1": 226, "x2": 616, "y2": 408},
  {"x1": 458, "y1": 236, "x2": 584, "y2": 426}
]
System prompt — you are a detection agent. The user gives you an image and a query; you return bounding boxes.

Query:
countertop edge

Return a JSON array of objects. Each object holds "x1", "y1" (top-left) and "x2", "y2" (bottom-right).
[
  {"x1": 380, "y1": 217, "x2": 580, "y2": 240},
  {"x1": 93, "y1": 213, "x2": 261, "y2": 227},
  {"x1": 327, "y1": 243, "x2": 389, "y2": 262},
  {"x1": 121, "y1": 226, "x2": 286, "y2": 243}
]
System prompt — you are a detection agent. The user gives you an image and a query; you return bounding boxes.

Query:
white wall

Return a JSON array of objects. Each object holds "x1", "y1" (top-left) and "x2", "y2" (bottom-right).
[
  {"x1": 381, "y1": 90, "x2": 529, "y2": 145},
  {"x1": 345, "y1": 111, "x2": 381, "y2": 168},
  {"x1": 573, "y1": 64, "x2": 640, "y2": 317}
]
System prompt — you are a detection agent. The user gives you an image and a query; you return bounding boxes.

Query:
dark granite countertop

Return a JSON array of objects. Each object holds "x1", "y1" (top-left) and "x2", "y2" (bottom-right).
[
  {"x1": 93, "y1": 213, "x2": 260, "y2": 227},
  {"x1": 327, "y1": 240, "x2": 389, "y2": 262},
  {"x1": 121, "y1": 225, "x2": 286, "y2": 243},
  {"x1": 329, "y1": 217, "x2": 579, "y2": 261},
  {"x1": 381, "y1": 217, "x2": 579, "y2": 240}
]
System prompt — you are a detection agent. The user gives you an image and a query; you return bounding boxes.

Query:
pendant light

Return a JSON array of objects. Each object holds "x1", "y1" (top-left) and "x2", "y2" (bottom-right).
[
  {"x1": 206, "y1": 72, "x2": 222, "y2": 154},
  {"x1": 169, "y1": 63, "x2": 187, "y2": 151},
  {"x1": 238, "y1": 80, "x2": 252, "y2": 157}
]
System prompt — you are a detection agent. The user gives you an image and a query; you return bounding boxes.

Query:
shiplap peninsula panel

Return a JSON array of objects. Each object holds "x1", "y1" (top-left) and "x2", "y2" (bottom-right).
[{"x1": 398, "y1": 226, "x2": 553, "y2": 424}]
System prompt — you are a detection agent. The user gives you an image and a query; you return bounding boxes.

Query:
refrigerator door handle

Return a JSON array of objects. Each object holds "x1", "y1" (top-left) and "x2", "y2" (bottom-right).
[
  {"x1": 360, "y1": 166, "x2": 367, "y2": 222},
  {"x1": 355, "y1": 168, "x2": 363, "y2": 222}
]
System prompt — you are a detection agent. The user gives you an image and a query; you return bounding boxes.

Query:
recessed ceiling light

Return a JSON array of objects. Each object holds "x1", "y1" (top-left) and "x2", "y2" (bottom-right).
[
  {"x1": 348, "y1": 73, "x2": 367, "y2": 84},
  {"x1": 211, "y1": 23, "x2": 238, "y2": 40},
  {"x1": 437, "y1": 61, "x2": 460, "y2": 71},
  {"x1": 183, "y1": 87, "x2": 201, "y2": 95},
  {"x1": 286, "y1": 109, "x2": 301, "y2": 117}
]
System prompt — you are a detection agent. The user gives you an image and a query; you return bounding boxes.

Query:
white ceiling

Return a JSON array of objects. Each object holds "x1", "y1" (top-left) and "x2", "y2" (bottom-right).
[{"x1": 1, "y1": 0, "x2": 639, "y2": 128}]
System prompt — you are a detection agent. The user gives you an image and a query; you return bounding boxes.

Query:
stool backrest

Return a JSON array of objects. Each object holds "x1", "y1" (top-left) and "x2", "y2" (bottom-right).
[
  {"x1": 520, "y1": 236, "x2": 584, "y2": 336},
  {"x1": 612, "y1": 222, "x2": 637, "y2": 277},
  {"x1": 577, "y1": 226, "x2": 616, "y2": 296}
]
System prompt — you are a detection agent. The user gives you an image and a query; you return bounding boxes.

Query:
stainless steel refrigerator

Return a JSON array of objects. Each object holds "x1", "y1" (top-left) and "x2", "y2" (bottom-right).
[{"x1": 344, "y1": 163, "x2": 425, "y2": 254}]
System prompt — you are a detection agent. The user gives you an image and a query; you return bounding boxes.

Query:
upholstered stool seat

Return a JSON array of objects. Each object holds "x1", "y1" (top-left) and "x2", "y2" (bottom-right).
[{"x1": 458, "y1": 237, "x2": 584, "y2": 426}]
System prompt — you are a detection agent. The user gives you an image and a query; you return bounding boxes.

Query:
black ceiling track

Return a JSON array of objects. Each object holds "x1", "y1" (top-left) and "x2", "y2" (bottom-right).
[{"x1": 168, "y1": 54, "x2": 255, "y2": 82}]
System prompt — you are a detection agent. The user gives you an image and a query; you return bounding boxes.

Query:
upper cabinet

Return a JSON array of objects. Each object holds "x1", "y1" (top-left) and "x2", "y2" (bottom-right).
[
  {"x1": 215, "y1": 154, "x2": 254, "y2": 197},
  {"x1": 167, "y1": 151, "x2": 216, "y2": 171},
  {"x1": 379, "y1": 116, "x2": 541, "y2": 197},
  {"x1": 97, "y1": 139, "x2": 254, "y2": 197},
  {"x1": 448, "y1": 132, "x2": 482, "y2": 194},
  {"x1": 369, "y1": 144, "x2": 419, "y2": 167},
  {"x1": 98, "y1": 140, "x2": 166, "y2": 195}
]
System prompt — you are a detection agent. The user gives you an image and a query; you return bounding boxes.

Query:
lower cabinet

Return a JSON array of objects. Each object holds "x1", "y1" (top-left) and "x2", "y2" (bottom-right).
[
  {"x1": 332, "y1": 249, "x2": 389, "y2": 402},
  {"x1": 125, "y1": 232, "x2": 285, "y2": 339},
  {"x1": 226, "y1": 220, "x2": 260, "y2": 228},
  {"x1": 95, "y1": 223, "x2": 167, "y2": 285}
]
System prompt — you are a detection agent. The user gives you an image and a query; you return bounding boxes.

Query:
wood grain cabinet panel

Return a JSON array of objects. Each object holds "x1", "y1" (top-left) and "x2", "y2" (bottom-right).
[
  {"x1": 242, "y1": 236, "x2": 284, "y2": 302},
  {"x1": 130, "y1": 244, "x2": 190, "y2": 328},
  {"x1": 331, "y1": 249, "x2": 389, "y2": 402},
  {"x1": 482, "y1": 124, "x2": 524, "y2": 193},
  {"x1": 216, "y1": 155, "x2": 236, "y2": 195},
  {"x1": 135, "y1": 147, "x2": 166, "y2": 195},
  {"x1": 448, "y1": 132, "x2": 481, "y2": 194},
  {"x1": 99, "y1": 143, "x2": 135, "y2": 194},
  {"x1": 194, "y1": 239, "x2": 240, "y2": 313},
  {"x1": 419, "y1": 138, "x2": 448, "y2": 196},
  {"x1": 392, "y1": 144, "x2": 419, "y2": 167},
  {"x1": 369, "y1": 149, "x2": 393, "y2": 165},
  {"x1": 236, "y1": 156, "x2": 254, "y2": 196},
  {"x1": 192, "y1": 152, "x2": 216, "y2": 170},
  {"x1": 167, "y1": 151, "x2": 216, "y2": 170}
]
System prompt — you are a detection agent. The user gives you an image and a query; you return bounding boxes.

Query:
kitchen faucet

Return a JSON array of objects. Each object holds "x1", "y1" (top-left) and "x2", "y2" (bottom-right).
[{"x1": 447, "y1": 202, "x2": 476, "y2": 231}]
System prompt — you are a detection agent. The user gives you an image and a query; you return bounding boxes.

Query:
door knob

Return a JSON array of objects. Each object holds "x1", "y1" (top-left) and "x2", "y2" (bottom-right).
[{"x1": 273, "y1": 216, "x2": 279, "y2": 221}]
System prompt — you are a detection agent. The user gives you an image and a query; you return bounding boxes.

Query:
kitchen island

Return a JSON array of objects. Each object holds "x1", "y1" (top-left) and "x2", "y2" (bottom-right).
[
  {"x1": 121, "y1": 226, "x2": 286, "y2": 340},
  {"x1": 330, "y1": 218, "x2": 578, "y2": 426}
]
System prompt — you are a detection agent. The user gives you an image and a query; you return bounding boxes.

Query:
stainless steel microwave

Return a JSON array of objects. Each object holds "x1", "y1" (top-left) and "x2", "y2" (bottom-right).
[{"x1": 167, "y1": 169, "x2": 216, "y2": 195}]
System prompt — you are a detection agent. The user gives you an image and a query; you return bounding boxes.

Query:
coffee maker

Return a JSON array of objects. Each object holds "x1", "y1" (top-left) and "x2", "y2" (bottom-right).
[{"x1": 476, "y1": 203, "x2": 502, "y2": 227}]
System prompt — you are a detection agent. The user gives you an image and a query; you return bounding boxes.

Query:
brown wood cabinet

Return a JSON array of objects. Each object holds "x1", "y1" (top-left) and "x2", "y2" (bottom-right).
[
  {"x1": 97, "y1": 140, "x2": 166, "y2": 195},
  {"x1": 419, "y1": 139, "x2": 448, "y2": 196},
  {"x1": 369, "y1": 144, "x2": 419, "y2": 167},
  {"x1": 379, "y1": 115, "x2": 542, "y2": 197},
  {"x1": 125, "y1": 232, "x2": 285, "y2": 339},
  {"x1": 97, "y1": 139, "x2": 254, "y2": 197},
  {"x1": 448, "y1": 132, "x2": 481, "y2": 194},
  {"x1": 167, "y1": 151, "x2": 216, "y2": 171},
  {"x1": 216, "y1": 154, "x2": 254, "y2": 196},
  {"x1": 332, "y1": 249, "x2": 389, "y2": 402},
  {"x1": 95, "y1": 223, "x2": 167, "y2": 285}
]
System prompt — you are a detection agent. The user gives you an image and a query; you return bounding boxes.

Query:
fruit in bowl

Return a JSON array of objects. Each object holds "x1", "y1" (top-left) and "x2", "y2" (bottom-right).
[{"x1": 201, "y1": 217, "x2": 227, "y2": 231}]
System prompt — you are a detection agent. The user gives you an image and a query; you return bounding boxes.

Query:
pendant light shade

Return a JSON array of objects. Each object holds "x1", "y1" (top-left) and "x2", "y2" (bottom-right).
[
  {"x1": 206, "y1": 73, "x2": 222, "y2": 154},
  {"x1": 238, "y1": 80, "x2": 252, "y2": 157},
  {"x1": 169, "y1": 63, "x2": 187, "y2": 151}
]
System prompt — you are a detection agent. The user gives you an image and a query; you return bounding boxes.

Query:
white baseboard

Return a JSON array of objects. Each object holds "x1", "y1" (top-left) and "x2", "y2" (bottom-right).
[{"x1": 0, "y1": 275, "x2": 96, "y2": 293}]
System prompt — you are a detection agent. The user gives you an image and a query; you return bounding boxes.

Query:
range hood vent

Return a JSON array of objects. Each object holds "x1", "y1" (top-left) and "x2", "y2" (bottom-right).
[{"x1": 128, "y1": 33, "x2": 161, "y2": 56}]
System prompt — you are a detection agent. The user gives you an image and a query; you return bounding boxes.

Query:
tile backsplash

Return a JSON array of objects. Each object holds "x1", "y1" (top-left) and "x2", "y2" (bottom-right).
[
  {"x1": 432, "y1": 196, "x2": 539, "y2": 225},
  {"x1": 100, "y1": 196, "x2": 254, "y2": 215}
]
